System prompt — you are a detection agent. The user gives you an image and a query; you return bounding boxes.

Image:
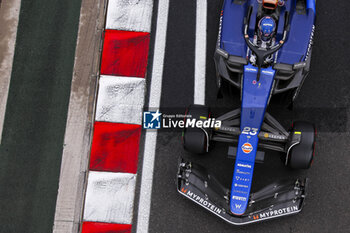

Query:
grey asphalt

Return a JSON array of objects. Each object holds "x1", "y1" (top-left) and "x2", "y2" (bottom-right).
[
  {"x1": 136, "y1": 0, "x2": 350, "y2": 233},
  {"x1": 0, "y1": 0, "x2": 81, "y2": 232}
]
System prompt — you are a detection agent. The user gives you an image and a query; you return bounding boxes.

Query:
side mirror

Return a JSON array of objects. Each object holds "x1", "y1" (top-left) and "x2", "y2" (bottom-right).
[
  {"x1": 273, "y1": 63, "x2": 293, "y2": 72},
  {"x1": 273, "y1": 63, "x2": 294, "y2": 81},
  {"x1": 293, "y1": 61, "x2": 307, "y2": 70},
  {"x1": 227, "y1": 55, "x2": 248, "y2": 65},
  {"x1": 215, "y1": 48, "x2": 229, "y2": 59}
]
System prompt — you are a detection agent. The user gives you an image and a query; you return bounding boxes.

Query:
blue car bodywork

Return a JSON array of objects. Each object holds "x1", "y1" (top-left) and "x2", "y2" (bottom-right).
[
  {"x1": 178, "y1": 0, "x2": 316, "y2": 225},
  {"x1": 230, "y1": 65, "x2": 275, "y2": 215},
  {"x1": 221, "y1": 0, "x2": 316, "y2": 215},
  {"x1": 220, "y1": 0, "x2": 315, "y2": 64}
]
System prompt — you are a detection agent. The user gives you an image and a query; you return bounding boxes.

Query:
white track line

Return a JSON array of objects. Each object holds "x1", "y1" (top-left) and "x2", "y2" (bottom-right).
[
  {"x1": 0, "y1": 0, "x2": 22, "y2": 144},
  {"x1": 194, "y1": 0, "x2": 207, "y2": 105},
  {"x1": 135, "y1": 0, "x2": 170, "y2": 232}
]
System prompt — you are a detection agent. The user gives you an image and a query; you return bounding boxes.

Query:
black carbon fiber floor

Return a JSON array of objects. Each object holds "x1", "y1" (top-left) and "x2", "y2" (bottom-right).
[{"x1": 135, "y1": 1, "x2": 350, "y2": 233}]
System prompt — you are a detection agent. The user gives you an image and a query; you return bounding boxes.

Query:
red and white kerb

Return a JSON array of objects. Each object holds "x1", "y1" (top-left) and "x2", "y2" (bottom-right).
[{"x1": 81, "y1": 0, "x2": 153, "y2": 232}]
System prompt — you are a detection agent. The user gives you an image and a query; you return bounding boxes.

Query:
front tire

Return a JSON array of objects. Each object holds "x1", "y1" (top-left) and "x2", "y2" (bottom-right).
[
  {"x1": 287, "y1": 121, "x2": 316, "y2": 169},
  {"x1": 182, "y1": 105, "x2": 210, "y2": 154}
]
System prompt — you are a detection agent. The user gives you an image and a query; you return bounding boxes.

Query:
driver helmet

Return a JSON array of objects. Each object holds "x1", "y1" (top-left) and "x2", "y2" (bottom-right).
[{"x1": 258, "y1": 16, "x2": 276, "y2": 41}]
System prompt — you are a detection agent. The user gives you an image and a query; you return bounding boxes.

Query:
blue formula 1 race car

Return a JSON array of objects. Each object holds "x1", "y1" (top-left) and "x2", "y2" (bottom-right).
[{"x1": 177, "y1": 0, "x2": 316, "y2": 225}]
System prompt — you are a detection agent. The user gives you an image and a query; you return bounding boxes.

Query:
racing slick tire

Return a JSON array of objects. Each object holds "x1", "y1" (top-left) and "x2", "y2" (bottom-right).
[
  {"x1": 287, "y1": 121, "x2": 316, "y2": 169},
  {"x1": 183, "y1": 105, "x2": 210, "y2": 154}
]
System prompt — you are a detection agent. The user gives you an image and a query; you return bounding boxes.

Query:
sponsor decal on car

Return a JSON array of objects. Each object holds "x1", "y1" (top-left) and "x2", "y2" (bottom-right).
[
  {"x1": 241, "y1": 142, "x2": 253, "y2": 154},
  {"x1": 262, "y1": 70, "x2": 274, "y2": 75},
  {"x1": 234, "y1": 183, "x2": 249, "y2": 188},
  {"x1": 237, "y1": 163, "x2": 252, "y2": 169},
  {"x1": 216, "y1": 125, "x2": 240, "y2": 133},
  {"x1": 232, "y1": 196, "x2": 247, "y2": 201},
  {"x1": 181, "y1": 188, "x2": 222, "y2": 215},
  {"x1": 252, "y1": 205, "x2": 299, "y2": 220},
  {"x1": 264, "y1": 133, "x2": 286, "y2": 140},
  {"x1": 305, "y1": 25, "x2": 315, "y2": 61},
  {"x1": 236, "y1": 169, "x2": 250, "y2": 175},
  {"x1": 217, "y1": 10, "x2": 223, "y2": 47},
  {"x1": 234, "y1": 190, "x2": 248, "y2": 194},
  {"x1": 246, "y1": 67, "x2": 258, "y2": 72},
  {"x1": 236, "y1": 176, "x2": 250, "y2": 182}
]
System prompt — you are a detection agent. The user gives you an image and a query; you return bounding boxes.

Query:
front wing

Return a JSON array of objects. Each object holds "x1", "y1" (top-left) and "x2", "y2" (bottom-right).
[{"x1": 177, "y1": 159, "x2": 308, "y2": 225}]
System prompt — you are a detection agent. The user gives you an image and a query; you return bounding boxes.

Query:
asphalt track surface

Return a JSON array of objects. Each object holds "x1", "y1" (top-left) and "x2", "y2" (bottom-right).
[
  {"x1": 0, "y1": 1, "x2": 81, "y2": 232},
  {"x1": 136, "y1": 0, "x2": 350, "y2": 233},
  {"x1": 0, "y1": 1, "x2": 349, "y2": 233}
]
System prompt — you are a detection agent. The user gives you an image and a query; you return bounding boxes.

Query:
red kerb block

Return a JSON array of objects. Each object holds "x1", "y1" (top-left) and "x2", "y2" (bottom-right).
[
  {"x1": 90, "y1": 122, "x2": 141, "y2": 174},
  {"x1": 100, "y1": 30, "x2": 150, "y2": 78},
  {"x1": 82, "y1": 222, "x2": 132, "y2": 233}
]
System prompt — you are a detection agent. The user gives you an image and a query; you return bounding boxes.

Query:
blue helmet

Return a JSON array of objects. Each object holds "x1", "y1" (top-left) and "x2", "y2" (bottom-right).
[{"x1": 258, "y1": 16, "x2": 276, "y2": 41}]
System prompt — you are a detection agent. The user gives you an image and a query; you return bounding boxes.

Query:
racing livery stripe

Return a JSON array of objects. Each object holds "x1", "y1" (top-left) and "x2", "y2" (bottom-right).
[
  {"x1": 82, "y1": 0, "x2": 154, "y2": 230},
  {"x1": 194, "y1": 0, "x2": 207, "y2": 105},
  {"x1": 100, "y1": 30, "x2": 150, "y2": 78},
  {"x1": 82, "y1": 222, "x2": 132, "y2": 233}
]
